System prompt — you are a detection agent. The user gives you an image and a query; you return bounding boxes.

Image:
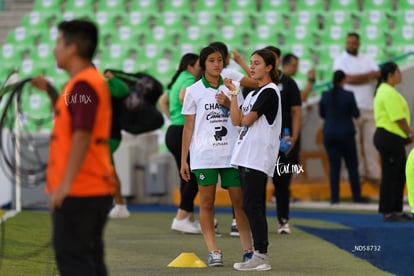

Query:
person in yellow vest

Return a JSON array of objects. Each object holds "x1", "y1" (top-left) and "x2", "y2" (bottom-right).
[
  {"x1": 405, "y1": 149, "x2": 414, "y2": 217},
  {"x1": 373, "y1": 61, "x2": 412, "y2": 222},
  {"x1": 43, "y1": 19, "x2": 115, "y2": 275}
]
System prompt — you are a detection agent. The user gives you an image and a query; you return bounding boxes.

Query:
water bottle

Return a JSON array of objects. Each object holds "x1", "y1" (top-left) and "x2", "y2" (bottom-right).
[{"x1": 279, "y1": 128, "x2": 292, "y2": 153}]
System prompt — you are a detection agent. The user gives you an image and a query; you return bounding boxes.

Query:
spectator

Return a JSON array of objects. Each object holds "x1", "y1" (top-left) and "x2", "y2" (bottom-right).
[
  {"x1": 333, "y1": 32, "x2": 381, "y2": 185},
  {"x1": 373, "y1": 62, "x2": 412, "y2": 222},
  {"x1": 319, "y1": 70, "x2": 366, "y2": 204},
  {"x1": 281, "y1": 53, "x2": 316, "y2": 102},
  {"x1": 158, "y1": 53, "x2": 202, "y2": 234}
]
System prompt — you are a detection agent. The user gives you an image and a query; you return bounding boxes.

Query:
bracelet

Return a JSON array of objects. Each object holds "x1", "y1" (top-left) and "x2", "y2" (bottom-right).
[
  {"x1": 308, "y1": 78, "x2": 315, "y2": 83},
  {"x1": 228, "y1": 89, "x2": 239, "y2": 96}
]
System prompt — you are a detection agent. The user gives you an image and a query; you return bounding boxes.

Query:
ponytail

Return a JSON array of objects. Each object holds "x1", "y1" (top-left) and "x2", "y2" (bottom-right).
[
  {"x1": 331, "y1": 70, "x2": 346, "y2": 105},
  {"x1": 167, "y1": 53, "x2": 199, "y2": 90}
]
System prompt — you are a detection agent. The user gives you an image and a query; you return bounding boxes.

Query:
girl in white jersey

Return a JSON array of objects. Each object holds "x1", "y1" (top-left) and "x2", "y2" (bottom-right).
[
  {"x1": 225, "y1": 48, "x2": 282, "y2": 271},
  {"x1": 180, "y1": 46, "x2": 252, "y2": 267}
]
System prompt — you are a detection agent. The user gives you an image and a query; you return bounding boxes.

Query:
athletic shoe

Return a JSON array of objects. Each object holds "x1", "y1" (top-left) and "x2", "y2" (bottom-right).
[
  {"x1": 171, "y1": 216, "x2": 202, "y2": 234},
  {"x1": 277, "y1": 223, "x2": 291, "y2": 234},
  {"x1": 208, "y1": 250, "x2": 223, "y2": 267},
  {"x1": 214, "y1": 218, "x2": 222, "y2": 237},
  {"x1": 383, "y1": 213, "x2": 410, "y2": 222},
  {"x1": 108, "y1": 204, "x2": 130, "y2": 218},
  {"x1": 229, "y1": 219, "x2": 240, "y2": 237},
  {"x1": 233, "y1": 251, "x2": 271, "y2": 271},
  {"x1": 242, "y1": 250, "x2": 253, "y2": 262}
]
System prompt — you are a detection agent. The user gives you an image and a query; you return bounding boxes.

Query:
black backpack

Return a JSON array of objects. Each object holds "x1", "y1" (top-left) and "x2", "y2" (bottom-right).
[{"x1": 108, "y1": 69, "x2": 164, "y2": 135}]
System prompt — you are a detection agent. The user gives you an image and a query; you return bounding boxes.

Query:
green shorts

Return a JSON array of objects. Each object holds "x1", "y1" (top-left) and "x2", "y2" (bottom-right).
[
  {"x1": 109, "y1": 138, "x2": 121, "y2": 165},
  {"x1": 192, "y1": 168, "x2": 240, "y2": 188}
]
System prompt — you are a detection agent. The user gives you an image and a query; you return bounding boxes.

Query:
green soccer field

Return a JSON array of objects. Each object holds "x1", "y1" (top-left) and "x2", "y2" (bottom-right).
[{"x1": 0, "y1": 209, "x2": 391, "y2": 276}]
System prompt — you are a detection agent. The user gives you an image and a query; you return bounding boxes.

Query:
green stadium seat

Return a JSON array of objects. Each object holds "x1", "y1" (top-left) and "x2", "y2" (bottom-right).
[
  {"x1": 389, "y1": 25, "x2": 414, "y2": 49},
  {"x1": 363, "y1": 0, "x2": 394, "y2": 11},
  {"x1": 320, "y1": 11, "x2": 353, "y2": 29},
  {"x1": 62, "y1": 10, "x2": 94, "y2": 22},
  {"x1": 163, "y1": 0, "x2": 192, "y2": 13},
  {"x1": 297, "y1": 0, "x2": 327, "y2": 11},
  {"x1": 95, "y1": 11, "x2": 126, "y2": 30},
  {"x1": 128, "y1": 0, "x2": 160, "y2": 13},
  {"x1": 396, "y1": 0, "x2": 414, "y2": 10},
  {"x1": 359, "y1": 25, "x2": 386, "y2": 47},
  {"x1": 285, "y1": 25, "x2": 316, "y2": 45},
  {"x1": 360, "y1": 10, "x2": 389, "y2": 26},
  {"x1": 226, "y1": 0, "x2": 257, "y2": 12},
  {"x1": 260, "y1": 0, "x2": 292, "y2": 12},
  {"x1": 399, "y1": 10, "x2": 414, "y2": 25},
  {"x1": 328, "y1": 0, "x2": 361, "y2": 12},
  {"x1": 223, "y1": 11, "x2": 252, "y2": 29},
  {"x1": 33, "y1": 0, "x2": 63, "y2": 13},
  {"x1": 96, "y1": 0, "x2": 125, "y2": 12},
  {"x1": 289, "y1": 11, "x2": 318, "y2": 30},
  {"x1": 255, "y1": 11, "x2": 282, "y2": 27},
  {"x1": 63, "y1": 0, "x2": 94, "y2": 13},
  {"x1": 195, "y1": 11, "x2": 219, "y2": 27},
  {"x1": 195, "y1": 0, "x2": 223, "y2": 12},
  {"x1": 20, "y1": 12, "x2": 48, "y2": 30}
]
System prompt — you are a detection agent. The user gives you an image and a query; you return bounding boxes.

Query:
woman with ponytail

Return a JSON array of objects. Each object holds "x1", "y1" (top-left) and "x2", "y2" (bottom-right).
[
  {"x1": 373, "y1": 62, "x2": 412, "y2": 222},
  {"x1": 158, "y1": 53, "x2": 202, "y2": 233},
  {"x1": 319, "y1": 70, "x2": 364, "y2": 204},
  {"x1": 224, "y1": 48, "x2": 282, "y2": 271}
]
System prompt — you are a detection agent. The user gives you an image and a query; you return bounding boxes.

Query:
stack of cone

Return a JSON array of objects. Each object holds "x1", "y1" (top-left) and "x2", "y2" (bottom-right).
[{"x1": 167, "y1": 252, "x2": 207, "y2": 268}]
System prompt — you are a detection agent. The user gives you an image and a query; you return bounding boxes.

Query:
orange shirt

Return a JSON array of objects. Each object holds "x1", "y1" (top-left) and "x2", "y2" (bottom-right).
[{"x1": 46, "y1": 67, "x2": 115, "y2": 196}]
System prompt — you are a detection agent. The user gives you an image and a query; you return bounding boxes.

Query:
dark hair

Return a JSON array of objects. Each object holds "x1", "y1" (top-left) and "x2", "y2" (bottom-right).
[
  {"x1": 199, "y1": 46, "x2": 223, "y2": 71},
  {"x1": 375, "y1": 61, "x2": 398, "y2": 91},
  {"x1": 347, "y1": 32, "x2": 360, "y2": 41},
  {"x1": 264, "y1": 45, "x2": 281, "y2": 58},
  {"x1": 282, "y1": 53, "x2": 298, "y2": 66},
  {"x1": 58, "y1": 19, "x2": 98, "y2": 60},
  {"x1": 251, "y1": 48, "x2": 279, "y2": 83},
  {"x1": 208, "y1": 41, "x2": 228, "y2": 59},
  {"x1": 331, "y1": 70, "x2": 346, "y2": 105},
  {"x1": 167, "y1": 53, "x2": 199, "y2": 90}
]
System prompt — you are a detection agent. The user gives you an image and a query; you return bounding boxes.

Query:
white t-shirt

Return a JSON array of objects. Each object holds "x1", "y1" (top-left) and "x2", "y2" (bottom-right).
[
  {"x1": 333, "y1": 51, "x2": 379, "y2": 110},
  {"x1": 182, "y1": 77, "x2": 240, "y2": 170},
  {"x1": 231, "y1": 82, "x2": 282, "y2": 176}
]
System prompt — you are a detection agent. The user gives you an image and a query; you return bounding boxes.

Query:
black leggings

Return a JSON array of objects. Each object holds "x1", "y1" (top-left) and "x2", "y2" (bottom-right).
[
  {"x1": 165, "y1": 125, "x2": 198, "y2": 212},
  {"x1": 239, "y1": 166, "x2": 268, "y2": 254},
  {"x1": 373, "y1": 128, "x2": 406, "y2": 214},
  {"x1": 272, "y1": 140, "x2": 300, "y2": 224}
]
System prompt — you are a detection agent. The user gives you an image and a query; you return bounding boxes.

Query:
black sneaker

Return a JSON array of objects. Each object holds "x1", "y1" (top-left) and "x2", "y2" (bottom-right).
[{"x1": 383, "y1": 213, "x2": 410, "y2": 222}]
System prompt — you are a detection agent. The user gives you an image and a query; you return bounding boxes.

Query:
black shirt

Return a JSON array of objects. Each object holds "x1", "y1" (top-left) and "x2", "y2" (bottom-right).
[{"x1": 277, "y1": 72, "x2": 302, "y2": 131}]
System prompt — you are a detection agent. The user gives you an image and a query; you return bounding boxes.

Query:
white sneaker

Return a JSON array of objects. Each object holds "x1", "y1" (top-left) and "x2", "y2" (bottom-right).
[
  {"x1": 233, "y1": 251, "x2": 271, "y2": 271},
  {"x1": 108, "y1": 204, "x2": 130, "y2": 218},
  {"x1": 277, "y1": 223, "x2": 291, "y2": 234},
  {"x1": 171, "y1": 216, "x2": 202, "y2": 234}
]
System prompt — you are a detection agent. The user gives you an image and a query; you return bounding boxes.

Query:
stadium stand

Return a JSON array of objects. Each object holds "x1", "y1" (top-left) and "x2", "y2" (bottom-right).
[
  {"x1": 1, "y1": 0, "x2": 414, "y2": 89},
  {"x1": 1, "y1": 0, "x2": 414, "y2": 132}
]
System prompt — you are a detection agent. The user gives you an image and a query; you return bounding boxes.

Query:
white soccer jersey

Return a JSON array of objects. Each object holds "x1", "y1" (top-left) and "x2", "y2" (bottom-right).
[
  {"x1": 182, "y1": 77, "x2": 240, "y2": 170},
  {"x1": 231, "y1": 82, "x2": 282, "y2": 176}
]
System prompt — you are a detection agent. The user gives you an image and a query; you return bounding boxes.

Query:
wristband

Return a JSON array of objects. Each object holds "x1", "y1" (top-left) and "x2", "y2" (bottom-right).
[
  {"x1": 308, "y1": 78, "x2": 315, "y2": 83},
  {"x1": 228, "y1": 89, "x2": 239, "y2": 96}
]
